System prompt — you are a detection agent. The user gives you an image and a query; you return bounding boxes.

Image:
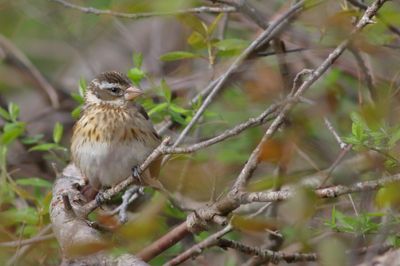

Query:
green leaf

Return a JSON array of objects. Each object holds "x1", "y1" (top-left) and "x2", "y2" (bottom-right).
[
  {"x1": 0, "y1": 207, "x2": 39, "y2": 226},
  {"x1": 214, "y1": 38, "x2": 249, "y2": 51},
  {"x1": 8, "y1": 102, "x2": 20, "y2": 121},
  {"x1": 79, "y1": 78, "x2": 87, "y2": 97},
  {"x1": 169, "y1": 110, "x2": 186, "y2": 125},
  {"x1": 71, "y1": 92, "x2": 84, "y2": 104},
  {"x1": 53, "y1": 122, "x2": 64, "y2": 144},
  {"x1": 1, "y1": 122, "x2": 25, "y2": 145},
  {"x1": 169, "y1": 104, "x2": 190, "y2": 115},
  {"x1": 71, "y1": 106, "x2": 82, "y2": 119},
  {"x1": 21, "y1": 134, "x2": 44, "y2": 145},
  {"x1": 187, "y1": 31, "x2": 206, "y2": 49},
  {"x1": 160, "y1": 51, "x2": 198, "y2": 61},
  {"x1": 133, "y1": 52, "x2": 143, "y2": 68},
  {"x1": 389, "y1": 126, "x2": 400, "y2": 148},
  {"x1": 161, "y1": 79, "x2": 172, "y2": 102},
  {"x1": 208, "y1": 13, "x2": 224, "y2": 35},
  {"x1": 16, "y1": 177, "x2": 52, "y2": 188},
  {"x1": 0, "y1": 106, "x2": 10, "y2": 121},
  {"x1": 177, "y1": 14, "x2": 207, "y2": 36},
  {"x1": 148, "y1": 102, "x2": 169, "y2": 116},
  {"x1": 127, "y1": 67, "x2": 145, "y2": 85},
  {"x1": 29, "y1": 143, "x2": 66, "y2": 152}
]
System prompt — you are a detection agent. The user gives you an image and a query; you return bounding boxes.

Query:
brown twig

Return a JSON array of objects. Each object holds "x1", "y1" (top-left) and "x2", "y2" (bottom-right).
[
  {"x1": 239, "y1": 173, "x2": 400, "y2": 204},
  {"x1": 218, "y1": 238, "x2": 317, "y2": 263},
  {"x1": 164, "y1": 224, "x2": 233, "y2": 266},
  {"x1": 0, "y1": 234, "x2": 54, "y2": 248}
]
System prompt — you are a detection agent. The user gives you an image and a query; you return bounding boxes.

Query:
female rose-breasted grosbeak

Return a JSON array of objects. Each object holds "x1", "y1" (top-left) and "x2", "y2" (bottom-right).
[{"x1": 71, "y1": 71, "x2": 161, "y2": 198}]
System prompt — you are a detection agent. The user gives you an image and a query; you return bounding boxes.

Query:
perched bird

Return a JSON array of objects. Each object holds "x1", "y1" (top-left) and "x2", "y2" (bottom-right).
[{"x1": 71, "y1": 71, "x2": 161, "y2": 199}]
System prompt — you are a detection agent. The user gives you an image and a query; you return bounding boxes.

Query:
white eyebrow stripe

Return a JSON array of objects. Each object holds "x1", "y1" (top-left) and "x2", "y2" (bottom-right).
[{"x1": 92, "y1": 80, "x2": 120, "y2": 89}]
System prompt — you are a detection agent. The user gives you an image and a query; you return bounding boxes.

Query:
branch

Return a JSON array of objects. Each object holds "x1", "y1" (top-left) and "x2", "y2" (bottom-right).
[
  {"x1": 0, "y1": 234, "x2": 54, "y2": 248},
  {"x1": 51, "y1": 0, "x2": 236, "y2": 19},
  {"x1": 50, "y1": 165, "x2": 148, "y2": 265},
  {"x1": 218, "y1": 239, "x2": 317, "y2": 263},
  {"x1": 167, "y1": 0, "x2": 307, "y2": 152},
  {"x1": 239, "y1": 173, "x2": 400, "y2": 204},
  {"x1": 164, "y1": 224, "x2": 233, "y2": 266}
]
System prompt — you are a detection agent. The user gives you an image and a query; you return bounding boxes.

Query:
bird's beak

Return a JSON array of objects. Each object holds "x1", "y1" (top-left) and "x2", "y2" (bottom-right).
[{"x1": 124, "y1": 86, "x2": 143, "y2": 101}]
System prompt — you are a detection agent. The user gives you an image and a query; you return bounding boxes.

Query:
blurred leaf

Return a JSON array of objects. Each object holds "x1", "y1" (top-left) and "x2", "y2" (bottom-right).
[
  {"x1": 0, "y1": 207, "x2": 39, "y2": 226},
  {"x1": 169, "y1": 104, "x2": 190, "y2": 115},
  {"x1": 16, "y1": 177, "x2": 52, "y2": 188},
  {"x1": 21, "y1": 134, "x2": 44, "y2": 145},
  {"x1": 29, "y1": 143, "x2": 66, "y2": 152},
  {"x1": 177, "y1": 14, "x2": 207, "y2": 36},
  {"x1": 161, "y1": 79, "x2": 172, "y2": 102},
  {"x1": 376, "y1": 183, "x2": 400, "y2": 208},
  {"x1": 0, "y1": 106, "x2": 10, "y2": 121},
  {"x1": 160, "y1": 51, "x2": 199, "y2": 61},
  {"x1": 149, "y1": 102, "x2": 168, "y2": 116},
  {"x1": 169, "y1": 110, "x2": 186, "y2": 125},
  {"x1": 127, "y1": 67, "x2": 145, "y2": 85},
  {"x1": 1, "y1": 122, "x2": 25, "y2": 145},
  {"x1": 208, "y1": 13, "x2": 224, "y2": 35},
  {"x1": 71, "y1": 106, "x2": 82, "y2": 119},
  {"x1": 79, "y1": 77, "x2": 87, "y2": 97},
  {"x1": 214, "y1": 38, "x2": 248, "y2": 51},
  {"x1": 53, "y1": 122, "x2": 63, "y2": 144},
  {"x1": 133, "y1": 52, "x2": 143, "y2": 68},
  {"x1": 232, "y1": 215, "x2": 277, "y2": 233},
  {"x1": 8, "y1": 102, "x2": 19, "y2": 121},
  {"x1": 71, "y1": 92, "x2": 84, "y2": 104},
  {"x1": 187, "y1": 31, "x2": 206, "y2": 49}
]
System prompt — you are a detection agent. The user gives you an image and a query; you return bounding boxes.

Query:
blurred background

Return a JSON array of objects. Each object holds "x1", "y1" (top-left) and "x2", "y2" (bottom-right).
[{"x1": 0, "y1": 0, "x2": 400, "y2": 265}]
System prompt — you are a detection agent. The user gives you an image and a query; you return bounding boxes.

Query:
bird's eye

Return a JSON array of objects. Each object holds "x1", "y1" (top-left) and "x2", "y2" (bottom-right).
[{"x1": 109, "y1": 87, "x2": 120, "y2": 94}]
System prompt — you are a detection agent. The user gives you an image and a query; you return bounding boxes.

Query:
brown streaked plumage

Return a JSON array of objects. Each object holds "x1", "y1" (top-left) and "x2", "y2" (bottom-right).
[{"x1": 71, "y1": 71, "x2": 161, "y2": 198}]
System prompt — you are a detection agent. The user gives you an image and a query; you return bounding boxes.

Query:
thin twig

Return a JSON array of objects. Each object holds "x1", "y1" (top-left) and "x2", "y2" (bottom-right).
[
  {"x1": 240, "y1": 173, "x2": 400, "y2": 204},
  {"x1": 0, "y1": 234, "x2": 54, "y2": 248},
  {"x1": 324, "y1": 117, "x2": 347, "y2": 149},
  {"x1": 164, "y1": 224, "x2": 233, "y2": 266},
  {"x1": 51, "y1": 0, "x2": 236, "y2": 19},
  {"x1": 218, "y1": 238, "x2": 317, "y2": 263}
]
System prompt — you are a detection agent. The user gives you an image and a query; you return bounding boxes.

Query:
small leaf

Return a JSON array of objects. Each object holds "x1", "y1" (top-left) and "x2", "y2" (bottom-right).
[
  {"x1": 8, "y1": 102, "x2": 20, "y2": 121},
  {"x1": 208, "y1": 13, "x2": 224, "y2": 35},
  {"x1": 133, "y1": 52, "x2": 143, "y2": 68},
  {"x1": 161, "y1": 79, "x2": 172, "y2": 102},
  {"x1": 71, "y1": 106, "x2": 82, "y2": 119},
  {"x1": 160, "y1": 51, "x2": 198, "y2": 61},
  {"x1": 169, "y1": 104, "x2": 190, "y2": 115},
  {"x1": 53, "y1": 122, "x2": 64, "y2": 144},
  {"x1": 187, "y1": 31, "x2": 206, "y2": 49},
  {"x1": 148, "y1": 102, "x2": 169, "y2": 116},
  {"x1": 127, "y1": 67, "x2": 145, "y2": 85},
  {"x1": 16, "y1": 177, "x2": 52, "y2": 188},
  {"x1": 71, "y1": 92, "x2": 84, "y2": 104},
  {"x1": 79, "y1": 78, "x2": 87, "y2": 97},
  {"x1": 21, "y1": 134, "x2": 44, "y2": 145},
  {"x1": 29, "y1": 143, "x2": 66, "y2": 152},
  {"x1": 1, "y1": 122, "x2": 25, "y2": 145},
  {"x1": 0, "y1": 106, "x2": 10, "y2": 121}
]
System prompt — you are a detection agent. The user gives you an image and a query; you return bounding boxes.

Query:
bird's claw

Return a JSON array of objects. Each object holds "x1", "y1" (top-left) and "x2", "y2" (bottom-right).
[
  {"x1": 95, "y1": 190, "x2": 111, "y2": 204},
  {"x1": 131, "y1": 166, "x2": 143, "y2": 184}
]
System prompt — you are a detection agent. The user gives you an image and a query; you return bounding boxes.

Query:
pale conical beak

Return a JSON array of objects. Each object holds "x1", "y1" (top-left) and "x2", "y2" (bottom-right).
[{"x1": 124, "y1": 86, "x2": 143, "y2": 101}]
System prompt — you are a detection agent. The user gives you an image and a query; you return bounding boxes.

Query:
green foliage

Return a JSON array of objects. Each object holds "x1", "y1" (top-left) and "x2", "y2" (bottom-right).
[
  {"x1": 71, "y1": 77, "x2": 87, "y2": 119},
  {"x1": 344, "y1": 111, "x2": 400, "y2": 167},
  {"x1": 161, "y1": 14, "x2": 247, "y2": 65},
  {"x1": 142, "y1": 79, "x2": 199, "y2": 126},
  {"x1": 325, "y1": 206, "x2": 382, "y2": 235}
]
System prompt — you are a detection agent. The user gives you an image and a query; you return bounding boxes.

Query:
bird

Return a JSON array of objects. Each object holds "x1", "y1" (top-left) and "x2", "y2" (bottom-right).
[{"x1": 71, "y1": 71, "x2": 161, "y2": 200}]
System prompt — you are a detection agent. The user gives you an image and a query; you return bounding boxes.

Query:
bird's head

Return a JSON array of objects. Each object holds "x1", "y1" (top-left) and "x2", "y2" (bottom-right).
[{"x1": 85, "y1": 71, "x2": 143, "y2": 107}]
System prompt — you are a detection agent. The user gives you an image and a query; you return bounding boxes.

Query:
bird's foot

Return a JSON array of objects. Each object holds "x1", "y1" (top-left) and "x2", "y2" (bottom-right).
[
  {"x1": 95, "y1": 190, "x2": 111, "y2": 205},
  {"x1": 131, "y1": 165, "x2": 143, "y2": 184}
]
